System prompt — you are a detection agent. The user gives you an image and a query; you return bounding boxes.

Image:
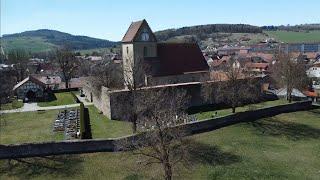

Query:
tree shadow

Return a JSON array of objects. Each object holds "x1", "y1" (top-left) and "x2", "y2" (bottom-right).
[
  {"x1": 0, "y1": 155, "x2": 83, "y2": 179},
  {"x1": 37, "y1": 93, "x2": 57, "y2": 103},
  {"x1": 248, "y1": 117, "x2": 320, "y2": 141},
  {"x1": 186, "y1": 141, "x2": 241, "y2": 166},
  {"x1": 307, "y1": 106, "x2": 320, "y2": 115}
]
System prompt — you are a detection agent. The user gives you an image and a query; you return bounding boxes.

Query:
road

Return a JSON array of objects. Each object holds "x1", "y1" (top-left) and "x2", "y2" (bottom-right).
[{"x1": 0, "y1": 96, "x2": 93, "y2": 114}]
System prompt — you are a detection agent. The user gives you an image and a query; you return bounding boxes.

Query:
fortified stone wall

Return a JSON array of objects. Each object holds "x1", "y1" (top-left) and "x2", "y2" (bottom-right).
[{"x1": 84, "y1": 78, "x2": 264, "y2": 121}]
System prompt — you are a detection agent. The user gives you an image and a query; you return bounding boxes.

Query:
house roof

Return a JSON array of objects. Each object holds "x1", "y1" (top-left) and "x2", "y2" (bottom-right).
[
  {"x1": 303, "y1": 90, "x2": 318, "y2": 97},
  {"x1": 245, "y1": 62, "x2": 269, "y2": 69},
  {"x1": 13, "y1": 76, "x2": 46, "y2": 91},
  {"x1": 148, "y1": 43, "x2": 209, "y2": 76}
]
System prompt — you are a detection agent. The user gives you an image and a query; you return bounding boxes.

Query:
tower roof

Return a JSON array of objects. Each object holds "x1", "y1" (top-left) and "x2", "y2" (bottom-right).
[{"x1": 121, "y1": 19, "x2": 156, "y2": 43}]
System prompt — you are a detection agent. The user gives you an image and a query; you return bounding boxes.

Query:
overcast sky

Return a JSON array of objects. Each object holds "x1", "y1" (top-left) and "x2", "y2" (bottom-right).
[{"x1": 1, "y1": 0, "x2": 319, "y2": 41}]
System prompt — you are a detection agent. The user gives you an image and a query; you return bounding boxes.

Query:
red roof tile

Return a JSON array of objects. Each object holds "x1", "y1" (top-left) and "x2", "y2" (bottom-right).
[
  {"x1": 121, "y1": 20, "x2": 144, "y2": 42},
  {"x1": 148, "y1": 43, "x2": 209, "y2": 76}
]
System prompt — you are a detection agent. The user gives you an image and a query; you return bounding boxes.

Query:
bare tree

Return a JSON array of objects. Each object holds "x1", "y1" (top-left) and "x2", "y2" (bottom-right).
[
  {"x1": 122, "y1": 52, "x2": 151, "y2": 133},
  {"x1": 271, "y1": 53, "x2": 308, "y2": 102},
  {"x1": 0, "y1": 70, "x2": 15, "y2": 127},
  {"x1": 7, "y1": 49, "x2": 30, "y2": 82},
  {"x1": 210, "y1": 56, "x2": 260, "y2": 113},
  {"x1": 117, "y1": 88, "x2": 191, "y2": 180},
  {"x1": 55, "y1": 48, "x2": 79, "y2": 89}
]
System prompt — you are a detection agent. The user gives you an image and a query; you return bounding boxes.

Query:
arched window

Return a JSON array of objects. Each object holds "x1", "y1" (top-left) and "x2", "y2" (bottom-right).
[
  {"x1": 143, "y1": 46, "x2": 147, "y2": 57},
  {"x1": 126, "y1": 47, "x2": 129, "y2": 54}
]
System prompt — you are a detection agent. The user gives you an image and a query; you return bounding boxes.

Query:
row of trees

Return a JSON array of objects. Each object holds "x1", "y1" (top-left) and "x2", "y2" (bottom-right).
[
  {"x1": 262, "y1": 24, "x2": 320, "y2": 31},
  {"x1": 156, "y1": 24, "x2": 263, "y2": 42}
]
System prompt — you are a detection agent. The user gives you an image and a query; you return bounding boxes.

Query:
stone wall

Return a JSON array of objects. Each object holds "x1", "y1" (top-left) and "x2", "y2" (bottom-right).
[
  {"x1": 146, "y1": 72, "x2": 210, "y2": 86},
  {"x1": 0, "y1": 101, "x2": 312, "y2": 159},
  {"x1": 83, "y1": 78, "x2": 264, "y2": 121}
]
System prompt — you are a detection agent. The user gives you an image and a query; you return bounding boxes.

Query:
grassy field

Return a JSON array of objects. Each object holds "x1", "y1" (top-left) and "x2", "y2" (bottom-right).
[
  {"x1": 1, "y1": 36, "x2": 57, "y2": 53},
  {"x1": 0, "y1": 110, "x2": 63, "y2": 144},
  {"x1": 38, "y1": 92, "x2": 76, "y2": 107},
  {"x1": 0, "y1": 100, "x2": 23, "y2": 110},
  {"x1": 0, "y1": 105, "x2": 132, "y2": 145},
  {"x1": 1, "y1": 107, "x2": 319, "y2": 179},
  {"x1": 88, "y1": 106, "x2": 133, "y2": 138},
  {"x1": 266, "y1": 30, "x2": 320, "y2": 43},
  {"x1": 194, "y1": 99, "x2": 289, "y2": 120}
]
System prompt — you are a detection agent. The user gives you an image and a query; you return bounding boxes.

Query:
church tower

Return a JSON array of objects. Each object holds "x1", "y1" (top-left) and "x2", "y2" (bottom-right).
[{"x1": 121, "y1": 19, "x2": 157, "y2": 88}]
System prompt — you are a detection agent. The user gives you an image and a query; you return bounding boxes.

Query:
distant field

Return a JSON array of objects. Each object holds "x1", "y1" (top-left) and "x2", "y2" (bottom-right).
[
  {"x1": 266, "y1": 30, "x2": 320, "y2": 43},
  {"x1": 1, "y1": 36, "x2": 57, "y2": 53}
]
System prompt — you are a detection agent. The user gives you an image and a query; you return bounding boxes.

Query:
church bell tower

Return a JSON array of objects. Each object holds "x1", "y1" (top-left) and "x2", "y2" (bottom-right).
[{"x1": 121, "y1": 19, "x2": 157, "y2": 88}]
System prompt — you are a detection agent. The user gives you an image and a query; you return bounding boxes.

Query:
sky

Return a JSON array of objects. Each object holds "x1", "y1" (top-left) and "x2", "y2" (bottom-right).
[{"x1": 1, "y1": 0, "x2": 319, "y2": 41}]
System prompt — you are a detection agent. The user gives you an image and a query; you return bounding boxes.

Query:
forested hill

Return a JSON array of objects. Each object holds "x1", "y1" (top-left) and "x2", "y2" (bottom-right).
[
  {"x1": 155, "y1": 24, "x2": 262, "y2": 42},
  {"x1": 262, "y1": 24, "x2": 320, "y2": 31},
  {"x1": 1, "y1": 29, "x2": 119, "y2": 53}
]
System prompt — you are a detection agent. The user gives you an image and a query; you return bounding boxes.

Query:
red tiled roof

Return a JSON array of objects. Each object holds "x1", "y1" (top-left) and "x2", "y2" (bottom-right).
[
  {"x1": 121, "y1": 20, "x2": 144, "y2": 42},
  {"x1": 245, "y1": 62, "x2": 269, "y2": 69},
  {"x1": 149, "y1": 43, "x2": 209, "y2": 76},
  {"x1": 210, "y1": 56, "x2": 230, "y2": 67},
  {"x1": 304, "y1": 90, "x2": 318, "y2": 97}
]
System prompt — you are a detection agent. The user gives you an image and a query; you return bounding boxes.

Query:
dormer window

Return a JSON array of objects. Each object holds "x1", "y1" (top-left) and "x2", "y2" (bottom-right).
[{"x1": 141, "y1": 28, "x2": 150, "y2": 41}]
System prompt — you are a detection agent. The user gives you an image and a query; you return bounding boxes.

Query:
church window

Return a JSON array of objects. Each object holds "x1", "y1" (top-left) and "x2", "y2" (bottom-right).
[{"x1": 143, "y1": 47, "x2": 147, "y2": 57}]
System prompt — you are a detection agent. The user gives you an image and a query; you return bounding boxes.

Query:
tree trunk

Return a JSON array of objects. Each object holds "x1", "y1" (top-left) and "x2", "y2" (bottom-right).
[
  {"x1": 163, "y1": 160, "x2": 172, "y2": 180},
  {"x1": 232, "y1": 106, "x2": 236, "y2": 113},
  {"x1": 131, "y1": 113, "x2": 137, "y2": 133},
  {"x1": 65, "y1": 80, "x2": 69, "y2": 89},
  {"x1": 287, "y1": 88, "x2": 292, "y2": 103}
]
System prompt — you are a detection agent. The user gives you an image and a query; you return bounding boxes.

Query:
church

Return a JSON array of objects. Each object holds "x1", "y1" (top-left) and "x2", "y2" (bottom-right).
[
  {"x1": 83, "y1": 20, "x2": 218, "y2": 120},
  {"x1": 121, "y1": 19, "x2": 210, "y2": 87}
]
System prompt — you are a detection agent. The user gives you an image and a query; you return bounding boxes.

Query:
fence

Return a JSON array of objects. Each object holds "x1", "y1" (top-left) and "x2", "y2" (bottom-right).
[{"x1": 0, "y1": 101, "x2": 312, "y2": 159}]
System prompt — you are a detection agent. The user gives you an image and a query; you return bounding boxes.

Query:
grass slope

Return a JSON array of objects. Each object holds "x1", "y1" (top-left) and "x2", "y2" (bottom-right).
[
  {"x1": 88, "y1": 106, "x2": 133, "y2": 138},
  {"x1": 0, "y1": 100, "x2": 23, "y2": 110},
  {"x1": 266, "y1": 30, "x2": 320, "y2": 43},
  {"x1": 1, "y1": 108, "x2": 319, "y2": 179},
  {"x1": 1, "y1": 29, "x2": 118, "y2": 53},
  {"x1": 1, "y1": 36, "x2": 57, "y2": 53},
  {"x1": 0, "y1": 110, "x2": 63, "y2": 144},
  {"x1": 194, "y1": 99, "x2": 289, "y2": 120},
  {"x1": 38, "y1": 92, "x2": 76, "y2": 107}
]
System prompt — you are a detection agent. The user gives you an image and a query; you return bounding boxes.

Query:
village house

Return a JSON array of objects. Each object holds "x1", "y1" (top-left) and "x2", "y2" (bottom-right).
[{"x1": 13, "y1": 76, "x2": 48, "y2": 101}]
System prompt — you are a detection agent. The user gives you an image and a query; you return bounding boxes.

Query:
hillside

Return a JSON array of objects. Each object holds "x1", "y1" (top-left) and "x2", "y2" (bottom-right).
[
  {"x1": 154, "y1": 24, "x2": 266, "y2": 48},
  {"x1": 0, "y1": 29, "x2": 119, "y2": 53}
]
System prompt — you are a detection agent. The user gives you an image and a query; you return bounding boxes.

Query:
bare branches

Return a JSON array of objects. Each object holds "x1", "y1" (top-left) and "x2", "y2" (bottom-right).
[
  {"x1": 212, "y1": 55, "x2": 260, "y2": 113},
  {"x1": 54, "y1": 48, "x2": 79, "y2": 89},
  {"x1": 116, "y1": 88, "x2": 191, "y2": 180},
  {"x1": 271, "y1": 52, "x2": 308, "y2": 102}
]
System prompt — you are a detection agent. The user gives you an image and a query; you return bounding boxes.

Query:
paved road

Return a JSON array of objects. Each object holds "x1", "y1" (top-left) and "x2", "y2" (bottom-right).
[{"x1": 0, "y1": 101, "x2": 93, "y2": 114}]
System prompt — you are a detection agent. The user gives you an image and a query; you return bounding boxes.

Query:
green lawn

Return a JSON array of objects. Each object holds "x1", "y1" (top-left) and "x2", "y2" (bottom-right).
[
  {"x1": 0, "y1": 100, "x2": 23, "y2": 110},
  {"x1": 1, "y1": 107, "x2": 319, "y2": 179},
  {"x1": 194, "y1": 99, "x2": 289, "y2": 120},
  {"x1": 88, "y1": 106, "x2": 133, "y2": 138},
  {"x1": 0, "y1": 110, "x2": 63, "y2": 144},
  {"x1": 266, "y1": 30, "x2": 320, "y2": 43},
  {"x1": 38, "y1": 92, "x2": 76, "y2": 107}
]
